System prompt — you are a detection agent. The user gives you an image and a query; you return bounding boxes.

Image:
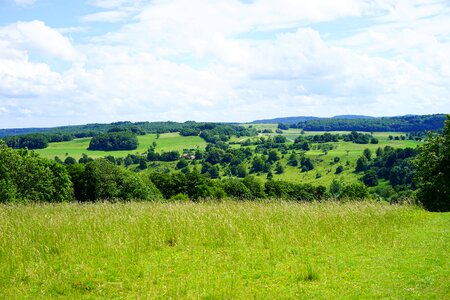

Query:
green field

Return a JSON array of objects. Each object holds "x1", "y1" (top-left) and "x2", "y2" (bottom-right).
[
  {"x1": 35, "y1": 133, "x2": 207, "y2": 159},
  {"x1": 234, "y1": 127, "x2": 422, "y2": 186},
  {"x1": 0, "y1": 201, "x2": 448, "y2": 299}
]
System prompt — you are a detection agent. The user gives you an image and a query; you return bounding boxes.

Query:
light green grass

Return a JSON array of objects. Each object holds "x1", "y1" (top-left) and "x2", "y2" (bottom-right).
[
  {"x1": 233, "y1": 129, "x2": 422, "y2": 185},
  {"x1": 0, "y1": 201, "x2": 448, "y2": 299},
  {"x1": 35, "y1": 133, "x2": 206, "y2": 159}
]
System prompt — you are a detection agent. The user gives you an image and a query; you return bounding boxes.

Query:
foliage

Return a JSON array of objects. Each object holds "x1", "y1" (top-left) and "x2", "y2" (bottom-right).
[
  {"x1": 414, "y1": 115, "x2": 450, "y2": 211},
  {"x1": 3, "y1": 133, "x2": 49, "y2": 150},
  {"x1": 339, "y1": 182, "x2": 369, "y2": 199},
  {"x1": 0, "y1": 142, "x2": 72, "y2": 202},
  {"x1": 294, "y1": 114, "x2": 447, "y2": 132},
  {"x1": 88, "y1": 132, "x2": 139, "y2": 151},
  {"x1": 69, "y1": 159, "x2": 161, "y2": 201}
]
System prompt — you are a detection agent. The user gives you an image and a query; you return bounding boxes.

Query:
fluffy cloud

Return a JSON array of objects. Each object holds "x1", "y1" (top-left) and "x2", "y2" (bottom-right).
[
  {"x1": 0, "y1": 0, "x2": 449, "y2": 127},
  {"x1": 0, "y1": 21, "x2": 79, "y2": 61}
]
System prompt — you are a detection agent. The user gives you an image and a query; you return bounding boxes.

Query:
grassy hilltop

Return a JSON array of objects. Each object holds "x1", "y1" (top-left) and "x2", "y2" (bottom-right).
[{"x1": 0, "y1": 201, "x2": 448, "y2": 299}]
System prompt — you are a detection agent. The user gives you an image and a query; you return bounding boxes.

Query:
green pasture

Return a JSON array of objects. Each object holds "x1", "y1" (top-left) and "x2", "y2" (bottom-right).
[
  {"x1": 231, "y1": 127, "x2": 422, "y2": 185},
  {"x1": 0, "y1": 201, "x2": 448, "y2": 299},
  {"x1": 35, "y1": 133, "x2": 206, "y2": 159}
]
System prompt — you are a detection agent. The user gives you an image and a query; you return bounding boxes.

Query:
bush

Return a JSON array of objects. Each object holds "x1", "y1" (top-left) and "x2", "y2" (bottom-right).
[
  {"x1": 362, "y1": 170, "x2": 378, "y2": 187},
  {"x1": 339, "y1": 182, "x2": 369, "y2": 200},
  {"x1": 71, "y1": 159, "x2": 162, "y2": 201},
  {"x1": 222, "y1": 179, "x2": 252, "y2": 200}
]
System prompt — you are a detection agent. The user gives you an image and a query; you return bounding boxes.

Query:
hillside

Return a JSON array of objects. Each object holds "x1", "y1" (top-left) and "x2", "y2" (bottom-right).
[{"x1": 251, "y1": 116, "x2": 320, "y2": 124}]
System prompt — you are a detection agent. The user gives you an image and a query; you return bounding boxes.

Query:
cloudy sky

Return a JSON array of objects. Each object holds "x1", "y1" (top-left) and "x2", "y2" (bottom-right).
[{"x1": 0, "y1": 0, "x2": 449, "y2": 128}]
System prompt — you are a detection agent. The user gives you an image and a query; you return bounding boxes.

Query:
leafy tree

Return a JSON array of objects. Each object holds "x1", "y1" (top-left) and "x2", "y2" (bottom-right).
[
  {"x1": 300, "y1": 157, "x2": 314, "y2": 172},
  {"x1": 242, "y1": 176, "x2": 266, "y2": 199},
  {"x1": 288, "y1": 153, "x2": 298, "y2": 166},
  {"x1": 176, "y1": 158, "x2": 189, "y2": 169},
  {"x1": 208, "y1": 165, "x2": 220, "y2": 179},
  {"x1": 235, "y1": 164, "x2": 247, "y2": 178},
  {"x1": 79, "y1": 153, "x2": 93, "y2": 164},
  {"x1": 339, "y1": 182, "x2": 369, "y2": 199},
  {"x1": 147, "y1": 149, "x2": 161, "y2": 161},
  {"x1": 362, "y1": 170, "x2": 378, "y2": 187},
  {"x1": 275, "y1": 162, "x2": 284, "y2": 174},
  {"x1": 414, "y1": 115, "x2": 450, "y2": 211},
  {"x1": 376, "y1": 147, "x2": 383, "y2": 157},
  {"x1": 268, "y1": 150, "x2": 280, "y2": 162},
  {"x1": 160, "y1": 151, "x2": 180, "y2": 162},
  {"x1": 222, "y1": 179, "x2": 252, "y2": 199},
  {"x1": 88, "y1": 132, "x2": 138, "y2": 151},
  {"x1": 251, "y1": 156, "x2": 265, "y2": 173},
  {"x1": 355, "y1": 156, "x2": 368, "y2": 172},
  {"x1": 138, "y1": 157, "x2": 147, "y2": 170},
  {"x1": 335, "y1": 165, "x2": 344, "y2": 174},
  {"x1": 0, "y1": 143, "x2": 72, "y2": 203},
  {"x1": 329, "y1": 179, "x2": 343, "y2": 198},
  {"x1": 363, "y1": 148, "x2": 372, "y2": 161}
]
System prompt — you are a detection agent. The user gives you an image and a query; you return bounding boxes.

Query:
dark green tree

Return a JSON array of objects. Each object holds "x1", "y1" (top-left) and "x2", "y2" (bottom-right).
[
  {"x1": 414, "y1": 115, "x2": 450, "y2": 211},
  {"x1": 363, "y1": 148, "x2": 372, "y2": 161},
  {"x1": 362, "y1": 170, "x2": 378, "y2": 187},
  {"x1": 355, "y1": 156, "x2": 368, "y2": 172}
]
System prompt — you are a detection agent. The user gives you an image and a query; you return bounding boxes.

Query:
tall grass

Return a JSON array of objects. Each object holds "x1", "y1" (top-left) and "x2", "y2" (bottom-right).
[{"x1": 0, "y1": 201, "x2": 448, "y2": 299}]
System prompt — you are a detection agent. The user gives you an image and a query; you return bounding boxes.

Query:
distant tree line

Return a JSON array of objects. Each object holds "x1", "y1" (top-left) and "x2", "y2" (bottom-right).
[
  {"x1": 280, "y1": 114, "x2": 447, "y2": 132},
  {"x1": 295, "y1": 131, "x2": 378, "y2": 144}
]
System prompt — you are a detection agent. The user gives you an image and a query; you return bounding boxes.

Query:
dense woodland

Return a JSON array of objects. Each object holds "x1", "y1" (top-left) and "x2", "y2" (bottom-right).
[
  {"x1": 276, "y1": 114, "x2": 447, "y2": 132},
  {"x1": 0, "y1": 114, "x2": 449, "y2": 211}
]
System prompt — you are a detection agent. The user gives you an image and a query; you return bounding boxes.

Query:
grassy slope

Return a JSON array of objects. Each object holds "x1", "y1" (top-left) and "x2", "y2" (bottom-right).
[
  {"x1": 239, "y1": 127, "x2": 422, "y2": 186},
  {"x1": 35, "y1": 133, "x2": 206, "y2": 160},
  {"x1": 0, "y1": 202, "x2": 448, "y2": 299}
]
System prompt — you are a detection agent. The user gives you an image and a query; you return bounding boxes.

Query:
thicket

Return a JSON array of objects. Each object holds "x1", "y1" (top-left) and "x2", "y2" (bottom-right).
[
  {"x1": 88, "y1": 132, "x2": 139, "y2": 151},
  {"x1": 414, "y1": 115, "x2": 450, "y2": 211},
  {"x1": 0, "y1": 142, "x2": 72, "y2": 202}
]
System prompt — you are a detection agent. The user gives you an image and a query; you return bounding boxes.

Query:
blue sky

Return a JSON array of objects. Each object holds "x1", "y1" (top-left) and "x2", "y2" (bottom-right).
[{"x1": 0, "y1": 0, "x2": 449, "y2": 128}]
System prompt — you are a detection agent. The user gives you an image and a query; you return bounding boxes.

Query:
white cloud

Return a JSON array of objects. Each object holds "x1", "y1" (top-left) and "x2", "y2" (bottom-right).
[
  {"x1": 80, "y1": 10, "x2": 130, "y2": 23},
  {"x1": 91, "y1": 0, "x2": 145, "y2": 9},
  {"x1": 0, "y1": 20, "x2": 79, "y2": 61}
]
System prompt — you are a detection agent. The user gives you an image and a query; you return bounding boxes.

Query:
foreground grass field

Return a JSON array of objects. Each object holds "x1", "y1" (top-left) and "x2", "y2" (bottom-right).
[{"x1": 0, "y1": 201, "x2": 448, "y2": 299}]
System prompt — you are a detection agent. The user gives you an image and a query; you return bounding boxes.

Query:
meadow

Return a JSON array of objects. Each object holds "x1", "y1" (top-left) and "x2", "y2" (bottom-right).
[
  {"x1": 236, "y1": 126, "x2": 422, "y2": 186},
  {"x1": 35, "y1": 133, "x2": 206, "y2": 160},
  {"x1": 0, "y1": 201, "x2": 448, "y2": 299}
]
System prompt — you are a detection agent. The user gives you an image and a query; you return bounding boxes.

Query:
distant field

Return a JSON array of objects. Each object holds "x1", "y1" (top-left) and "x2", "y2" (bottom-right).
[
  {"x1": 0, "y1": 201, "x2": 448, "y2": 299},
  {"x1": 234, "y1": 126, "x2": 422, "y2": 186},
  {"x1": 35, "y1": 133, "x2": 206, "y2": 159}
]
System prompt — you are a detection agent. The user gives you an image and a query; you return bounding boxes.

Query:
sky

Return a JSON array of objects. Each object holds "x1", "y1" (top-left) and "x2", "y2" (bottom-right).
[{"x1": 0, "y1": 0, "x2": 449, "y2": 128}]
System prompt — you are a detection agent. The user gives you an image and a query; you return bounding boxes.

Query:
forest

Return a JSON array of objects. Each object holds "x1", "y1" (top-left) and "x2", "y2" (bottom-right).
[{"x1": 276, "y1": 114, "x2": 447, "y2": 132}]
